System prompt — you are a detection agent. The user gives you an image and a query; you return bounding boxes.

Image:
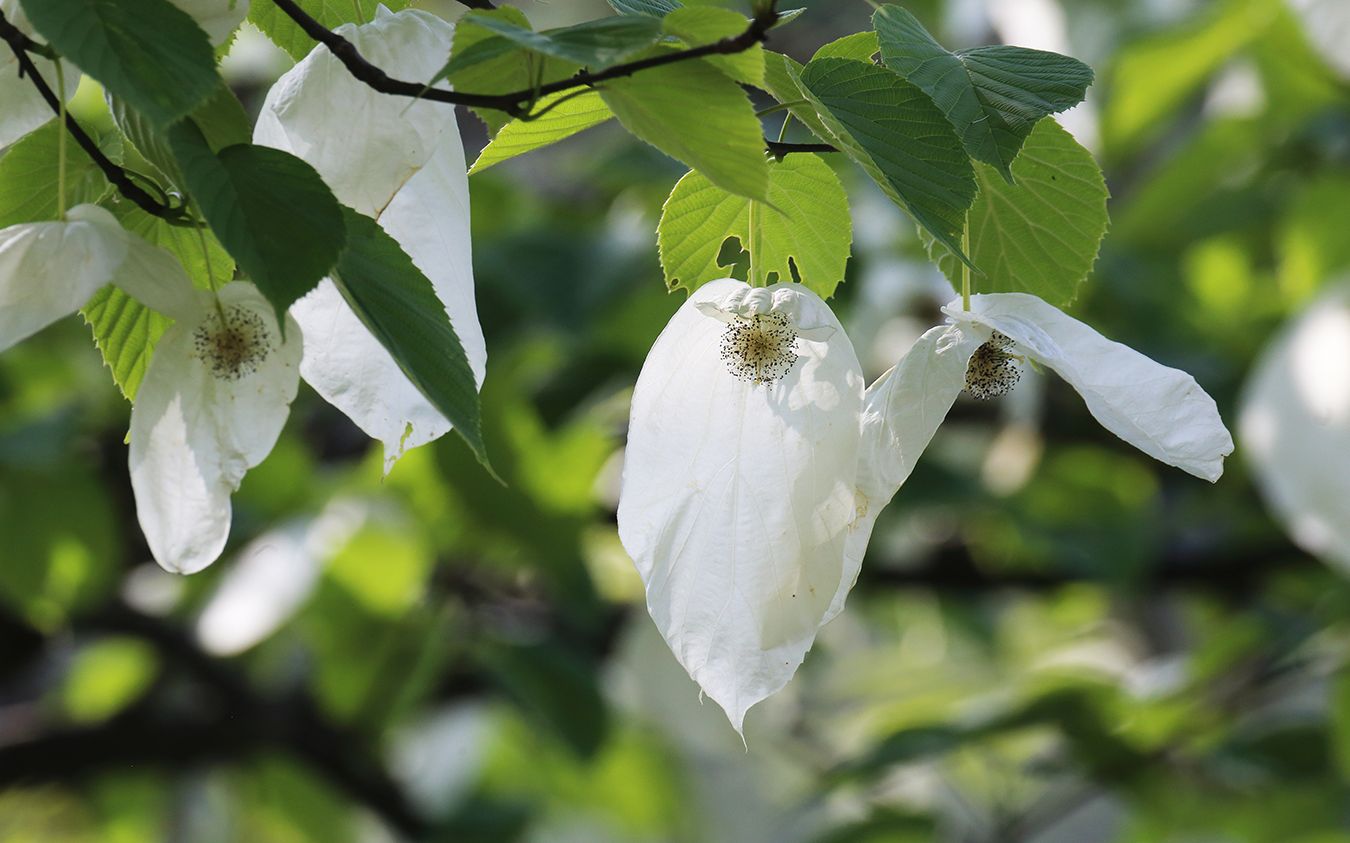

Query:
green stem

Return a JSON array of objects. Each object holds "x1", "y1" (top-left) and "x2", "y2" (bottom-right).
[
  {"x1": 747, "y1": 199, "x2": 760, "y2": 286},
  {"x1": 961, "y1": 216, "x2": 971, "y2": 311}
]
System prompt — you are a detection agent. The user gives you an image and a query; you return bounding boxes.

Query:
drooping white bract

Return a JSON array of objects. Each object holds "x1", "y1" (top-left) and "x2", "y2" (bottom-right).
[
  {"x1": 0, "y1": 204, "x2": 199, "y2": 351},
  {"x1": 253, "y1": 5, "x2": 485, "y2": 473},
  {"x1": 0, "y1": 0, "x2": 81, "y2": 150},
  {"x1": 130, "y1": 282, "x2": 302, "y2": 575},
  {"x1": 1240, "y1": 280, "x2": 1350, "y2": 572},
  {"x1": 618, "y1": 279, "x2": 865, "y2": 734},
  {"x1": 168, "y1": 0, "x2": 250, "y2": 47},
  {"x1": 942, "y1": 294, "x2": 1234, "y2": 480}
]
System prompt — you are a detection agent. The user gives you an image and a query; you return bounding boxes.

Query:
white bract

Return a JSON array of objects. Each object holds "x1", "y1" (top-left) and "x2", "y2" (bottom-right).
[
  {"x1": 129, "y1": 282, "x2": 302, "y2": 575},
  {"x1": 1240, "y1": 280, "x2": 1350, "y2": 572},
  {"x1": 0, "y1": 204, "x2": 198, "y2": 350},
  {"x1": 619, "y1": 279, "x2": 866, "y2": 734},
  {"x1": 0, "y1": 0, "x2": 81, "y2": 150},
  {"x1": 620, "y1": 286, "x2": 1233, "y2": 732},
  {"x1": 168, "y1": 0, "x2": 249, "y2": 47},
  {"x1": 254, "y1": 6, "x2": 485, "y2": 472}
]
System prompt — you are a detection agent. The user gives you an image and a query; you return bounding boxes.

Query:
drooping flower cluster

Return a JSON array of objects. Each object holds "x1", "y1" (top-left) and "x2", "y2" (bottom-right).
[
  {"x1": 619, "y1": 283, "x2": 1234, "y2": 733},
  {"x1": 0, "y1": 7, "x2": 481, "y2": 574}
]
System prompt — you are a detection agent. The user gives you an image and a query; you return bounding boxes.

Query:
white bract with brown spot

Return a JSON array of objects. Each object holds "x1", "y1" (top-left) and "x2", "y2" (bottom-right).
[
  {"x1": 619, "y1": 279, "x2": 866, "y2": 734},
  {"x1": 130, "y1": 282, "x2": 302, "y2": 575}
]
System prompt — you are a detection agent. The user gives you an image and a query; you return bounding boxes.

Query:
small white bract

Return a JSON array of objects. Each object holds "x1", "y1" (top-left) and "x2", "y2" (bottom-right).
[{"x1": 0, "y1": 0, "x2": 81, "y2": 149}]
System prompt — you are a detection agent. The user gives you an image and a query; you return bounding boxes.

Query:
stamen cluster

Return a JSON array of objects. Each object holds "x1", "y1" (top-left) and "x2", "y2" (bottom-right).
[
  {"x1": 964, "y1": 331, "x2": 1022, "y2": 399},
  {"x1": 718, "y1": 311, "x2": 800, "y2": 385},
  {"x1": 193, "y1": 306, "x2": 272, "y2": 381}
]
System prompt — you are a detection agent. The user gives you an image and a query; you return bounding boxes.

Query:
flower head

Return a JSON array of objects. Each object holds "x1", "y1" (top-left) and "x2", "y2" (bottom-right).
[
  {"x1": 130, "y1": 282, "x2": 302, "y2": 575},
  {"x1": 618, "y1": 279, "x2": 864, "y2": 735}
]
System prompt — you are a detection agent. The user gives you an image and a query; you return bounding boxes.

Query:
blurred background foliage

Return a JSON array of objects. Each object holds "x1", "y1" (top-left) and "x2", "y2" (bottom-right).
[{"x1": 2, "y1": 0, "x2": 1349, "y2": 840}]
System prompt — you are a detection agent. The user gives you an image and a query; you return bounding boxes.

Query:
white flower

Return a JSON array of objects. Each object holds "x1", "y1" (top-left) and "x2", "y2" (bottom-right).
[
  {"x1": 253, "y1": 6, "x2": 485, "y2": 472},
  {"x1": 129, "y1": 281, "x2": 302, "y2": 575},
  {"x1": 0, "y1": 0, "x2": 81, "y2": 150},
  {"x1": 1240, "y1": 280, "x2": 1350, "y2": 572},
  {"x1": 618, "y1": 279, "x2": 866, "y2": 734},
  {"x1": 619, "y1": 287, "x2": 1234, "y2": 733}
]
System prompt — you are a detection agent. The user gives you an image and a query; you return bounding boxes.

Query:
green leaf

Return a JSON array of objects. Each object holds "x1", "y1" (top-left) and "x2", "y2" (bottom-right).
[
  {"x1": 21, "y1": 0, "x2": 220, "y2": 128},
  {"x1": 924, "y1": 119, "x2": 1109, "y2": 306},
  {"x1": 663, "y1": 7, "x2": 764, "y2": 86},
  {"x1": 461, "y1": 14, "x2": 663, "y2": 69},
  {"x1": 608, "y1": 0, "x2": 681, "y2": 16},
  {"x1": 874, "y1": 5, "x2": 1093, "y2": 181},
  {"x1": 329, "y1": 208, "x2": 490, "y2": 469},
  {"x1": 248, "y1": 0, "x2": 412, "y2": 60},
  {"x1": 796, "y1": 57, "x2": 976, "y2": 263},
  {"x1": 601, "y1": 55, "x2": 769, "y2": 201},
  {"x1": 658, "y1": 154, "x2": 852, "y2": 299},
  {"x1": 81, "y1": 287, "x2": 171, "y2": 402},
  {"x1": 109, "y1": 84, "x2": 252, "y2": 190},
  {"x1": 813, "y1": 31, "x2": 879, "y2": 62},
  {"x1": 470, "y1": 91, "x2": 614, "y2": 174},
  {"x1": 442, "y1": 8, "x2": 578, "y2": 136},
  {"x1": 111, "y1": 203, "x2": 234, "y2": 292},
  {"x1": 761, "y1": 52, "x2": 836, "y2": 146},
  {"x1": 168, "y1": 123, "x2": 346, "y2": 319},
  {"x1": 0, "y1": 122, "x2": 108, "y2": 228}
]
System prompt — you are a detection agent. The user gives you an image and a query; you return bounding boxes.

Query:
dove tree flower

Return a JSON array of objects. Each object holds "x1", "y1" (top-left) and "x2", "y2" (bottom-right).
[
  {"x1": 1240, "y1": 280, "x2": 1350, "y2": 573},
  {"x1": 620, "y1": 285, "x2": 1234, "y2": 732},
  {"x1": 0, "y1": 203, "x2": 301, "y2": 575},
  {"x1": 253, "y1": 6, "x2": 485, "y2": 472}
]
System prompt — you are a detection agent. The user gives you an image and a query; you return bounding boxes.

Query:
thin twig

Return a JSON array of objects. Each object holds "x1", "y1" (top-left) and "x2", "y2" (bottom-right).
[
  {"x1": 766, "y1": 140, "x2": 837, "y2": 158},
  {"x1": 268, "y1": 0, "x2": 782, "y2": 118},
  {"x1": 0, "y1": 10, "x2": 192, "y2": 224}
]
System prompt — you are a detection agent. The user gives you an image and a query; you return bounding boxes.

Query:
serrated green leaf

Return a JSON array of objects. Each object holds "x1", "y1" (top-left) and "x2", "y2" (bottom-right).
[
  {"x1": 796, "y1": 57, "x2": 975, "y2": 263},
  {"x1": 168, "y1": 123, "x2": 346, "y2": 319},
  {"x1": 110, "y1": 203, "x2": 234, "y2": 292},
  {"x1": 874, "y1": 5, "x2": 1093, "y2": 181},
  {"x1": 608, "y1": 0, "x2": 681, "y2": 17},
  {"x1": 329, "y1": 207, "x2": 490, "y2": 470},
  {"x1": 443, "y1": 8, "x2": 578, "y2": 136},
  {"x1": 813, "y1": 31, "x2": 879, "y2": 62},
  {"x1": 662, "y1": 7, "x2": 764, "y2": 87},
  {"x1": 248, "y1": 0, "x2": 412, "y2": 60},
  {"x1": 601, "y1": 55, "x2": 768, "y2": 201},
  {"x1": 470, "y1": 91, "x2": 614, "y2": 174},
  {"x1": 461, "y1": 14, "x2": 663, "y2": 69},
  {"x1": 0, "y1": 122, "x2": 109, "y2": 227},
  {"x1": 109, "y1": 84, "x2": 252, "y2": 190},
  {"x1": 658, "y1": 154, "x2": 852, "y2": 299},
  {"x1": 81, "y1": 287, "x2": 171, "y2": 401},
  {"x1": 761, "y1": 52, "x2": 836, "y2": 146},
  {"x1": 924, "y1": 120, "x2": 1109, "y2": 306},
  {"x1": 22, "y1": 0, "x2": 220, "y2": 128}
]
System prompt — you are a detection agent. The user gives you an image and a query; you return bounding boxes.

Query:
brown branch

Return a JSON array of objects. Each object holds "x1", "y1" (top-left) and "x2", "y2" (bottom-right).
[
  {"x1": 268, "y1": 0, "x2": 782, "y2": 119},
  {"x1": 767, "y1": 140, "x2": 837, "y2": 158},
  {"x1": 454, "y1": 0, "x2": 497, "y2": 8},
  {"x1": 0, "y1": 10, "x2": 193, "y2": 224}
]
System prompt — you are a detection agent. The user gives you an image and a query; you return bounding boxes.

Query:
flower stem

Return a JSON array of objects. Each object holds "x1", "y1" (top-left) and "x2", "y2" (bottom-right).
[
  {"x1": 54, "y1": 58, "x2": 67, "y2": 220},
  {"x1": 961, "y1": 216, "x2": 971, "y2": 312}
]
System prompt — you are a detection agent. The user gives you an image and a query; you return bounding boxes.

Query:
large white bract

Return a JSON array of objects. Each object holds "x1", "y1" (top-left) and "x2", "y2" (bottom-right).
[
  {"x1": 129, "y1": 282, "x2": 302, "y2": 575},
  {"x1": 621, "y1": 286, "x2": 1234, "y2": 732},
  {"x1": 254, "y1": 6, "x2": 486, "y2": 473},
  {"x1": 1240, "y1": 280, "x2": 1350, "y2": 572},
  {"x1": 0, "y1": 0, "x2": 81, "y2": 150}
]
